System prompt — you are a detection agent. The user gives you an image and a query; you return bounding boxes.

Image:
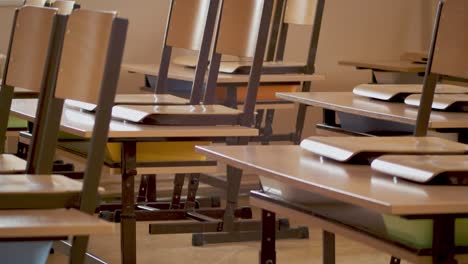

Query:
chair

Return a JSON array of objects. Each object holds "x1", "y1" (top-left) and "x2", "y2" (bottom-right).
[
  {"x1": 0, "y1": 5, "x2": 59, "y2": 174},
  {"x1": 213, "y1": 0, "x2": 326, "y2": 144},
  {"x1": 56, "y1": 0, "x2": 222, "y2": 207},
  {"x1": 100, "y1": 0, "x2": 274, "y2": 215},
  {"x1": 0, "y1": 6, "x2": 128, "y2": 263},
  {"x1": 146, "y1": 0, "x2": 306, "y2": 245},
  {"x1": 277, "y1": 0, "x2": 325, "y2": 144}
]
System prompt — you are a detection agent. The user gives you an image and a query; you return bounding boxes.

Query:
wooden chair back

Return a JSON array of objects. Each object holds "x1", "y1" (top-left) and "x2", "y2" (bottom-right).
[
  {"x1": 155, "y1": 0, "x2": 219, "y2": 105},
  {"x1": 166, "y1": 0, "x2": 212, "y2": 51},
  {"x1": 415, "y1": 0, "x2": 468, "y2": 136},
  {"x1": 54, "y1": 9, "x2": 117, "y2": 104},
  {"x1": 4, "y1": 6, "x2": 57, "y2": 92},
  {"x1": 0, "y1": 6, "x2": 57, "y2": 154},
  {"x1": 204, "y1": 0, "x2": 274, "y2": 126},
  {"x1": 431, "y1": 0, "x2": 468, "y2": 80},
  {"x1": 284, "y1": 0, "x2": 318, "y2": 26}
]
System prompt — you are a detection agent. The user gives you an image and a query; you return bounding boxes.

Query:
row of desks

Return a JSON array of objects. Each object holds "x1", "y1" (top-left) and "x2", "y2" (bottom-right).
[
  {"x1": 196, "y1": 90, "x2": 468, "y2": 263},
  {"x1": 9, "y1": 98, "x2": 258, "y2": 263}
]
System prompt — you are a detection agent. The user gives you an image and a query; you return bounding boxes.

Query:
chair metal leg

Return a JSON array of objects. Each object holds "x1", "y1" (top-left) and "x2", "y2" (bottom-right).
[
  {"x1": 170, "y1": 174, "x2": 186, "y2": 209},
  {"x1": 186, "y1": 173, "x2": 200, "y2": 210},
  {"x1": 146, "y1": 174, "x2": 157, "y2": 202},
  {"x1": 294, "y1": 103, "x2": 308, "y2": 145},
  {"x1": 255, "y1": 109, "x2": 265, "y2": 130},
  {"x1": 137, "y1": 175, "x2": 148, "y2": 203},
  {"x1": 261, "y1": 109, "x2": 275, "y2": 145}
]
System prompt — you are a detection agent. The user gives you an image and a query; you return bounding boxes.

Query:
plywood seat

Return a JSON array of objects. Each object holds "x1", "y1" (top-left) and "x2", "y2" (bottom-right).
[
  {"x1": 405, "y1": 93, "x2": 468, "y2": 111},
  {"x1": 111, "y1": 104, "x2": 243, "y2": 125},
  {"x1": 353, "y1": 84, "x2": 468, "y2": 102},
  {"x1": 0, "y1": 175, "x2": 84, "y2": 209},
  {"x1": 300, "y1": 136, "x2": 468, "y2": 163},
  {"x1": 0, "y1": 208, "x2": 113, "y2": 238},
  {"x1": 400, "y1": 51, "x2": 428, "y2": 64},
  {"x1": 0, "y1": 154, "x2": 27, "y2": 173},
  {"x1": 65, "y1": 94, "x2": 189, "y2": 112},
  {"x1": 372, "y1": 155, "x2": 468, "y2": 184}
]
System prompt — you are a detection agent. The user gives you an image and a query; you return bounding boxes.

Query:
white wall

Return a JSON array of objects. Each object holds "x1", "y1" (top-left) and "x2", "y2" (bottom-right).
[{"x1": 0, "y1": 0, "x2": 437, "y2": 136}]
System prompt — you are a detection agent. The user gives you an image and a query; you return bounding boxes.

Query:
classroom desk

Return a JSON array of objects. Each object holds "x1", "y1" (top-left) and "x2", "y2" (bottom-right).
[
  {"x1": 196, "y1": 144, "x2": 468, "y2": 263},
  {"x1": 338, "y1": 60, "x2": 426, "y2": 84},
  {"x1": 10, "y1": 98, "x2": 258, "y2": 263},
  {"x1": 277, "y1": 92, "x2": 468, "y2": 141},
  {"x1": 123, "y1": 63, "x2": 324, "y2": 143}
]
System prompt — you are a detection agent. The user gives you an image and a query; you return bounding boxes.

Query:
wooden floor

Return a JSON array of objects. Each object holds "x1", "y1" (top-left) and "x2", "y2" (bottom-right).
[
  {"x1": 47, "y1": 223, "x2": 407, "y2": 264},
  {"x1": 45, "y1": 148, "x2": 468, "y2": 264},
  {"x1": 45, "y1": 198, "x2": 468, "y2": 264}
]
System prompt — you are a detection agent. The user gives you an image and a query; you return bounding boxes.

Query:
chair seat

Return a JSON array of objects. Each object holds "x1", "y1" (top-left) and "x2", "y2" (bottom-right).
[
  {"x1": 372, "y1": 155, "x2": 468, "y2": 184},
  {"x1": 115, "y1": 94, "x2": 189, "y2": 105},
  {"x1": 405, "y1": 93, "x2": 468, "y2": 111},
  {"x1": 0, "y1": 175, "x2": 83, "y2": 209},
  {"x1": 300, "y1": 136, "x2": 468, "y2": 163},
  {"x1": 112, "y1": 104, "x2": 242, "y2": 125},
  {"x1": 0, "y1": 208, "x2": 113, "y2": 238},
  {"x1": 65, "y1": 94, "x2": 190, "y2": 112},
  {"x1": 0, "y1": 154, "x2": 27, "y2": 174},
  {"x1": 353, "y1": 83, "x2": 468, "y2": 101}
]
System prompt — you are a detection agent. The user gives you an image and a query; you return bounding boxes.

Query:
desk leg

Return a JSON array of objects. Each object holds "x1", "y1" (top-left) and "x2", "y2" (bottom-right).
[
  {"x1": 294, "y1": 81, "x2": 312, "y2": 145},
  {"x1": 170, "y1": 174, "x2": 186, "y2": 209},
  {"x1": 222, "y1": 164, "x2": 244, "y2": 232},
  {"x1": 121, "y1": 142, "x2": 137, "y2": 264},
  {"x1": 432, "y1": 216, "x2": 457, "y2": 264},
  {"x1": 323, "y1": 231, "x2": 335, "y2": 264},
  {"x1": 260, "y1": 209, "x2": 276, "y2": 264},
  {"x1": 262, "y1": 109, "x2": 275, "y2": 145}
]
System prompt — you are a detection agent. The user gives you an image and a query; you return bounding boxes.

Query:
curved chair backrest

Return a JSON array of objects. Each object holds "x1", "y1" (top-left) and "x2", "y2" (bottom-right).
[
  {"x1": 54, "y1": 9, "x2": 117, "y2": 104},
  {"x1": 284, "y1": 0, "x2": 318, "y2": 26},
  {"x1": 4, "y1": 6, "x2": 56, "y2": 92},
  {"x1": 215, "y1": 0, "x2": 265, "y2": 58},
  {"x1": 166, "y1": 0, "x2": 212, "y2": 51},
  {"x1": 430, "y1": 0, "x2": 468, "y2": 80},
  {"x1": 414, "y1": 0, "x2": 468, "y2": 136},
  {"x1": 0, "y1": 6, "x2": 57, "y2": 154},
  {"x1": 155, "y1": 0, "x2": 219, "y2": 105},
  {"x1": 274, "y1": 0, "x2": 325, "y2": 69},
  {"x1": 204, "y1": 0, "x2": 274, "y2": 126},
  {"x1": 30, "y1": 9, "x2": 127, "y2": 184}
]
